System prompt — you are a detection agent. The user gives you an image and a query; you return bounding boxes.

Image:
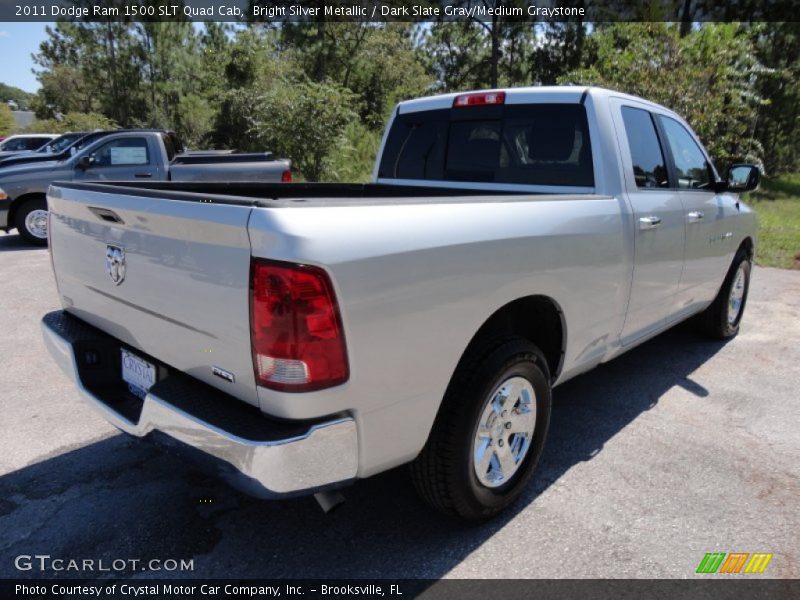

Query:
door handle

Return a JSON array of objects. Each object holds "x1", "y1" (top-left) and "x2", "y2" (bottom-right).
[
  {"x1": 687, "y1": 211, "x2": 704, "y2": 222},
  {"x1": 639, "y1": 216, "x2": 662, "y2": 230},
  {"x1": 134, "y1": 172, "x2": 153, "y2": 178},
  {"x1": 87, "y1": 206, "x2": 124, "y2": 224}
]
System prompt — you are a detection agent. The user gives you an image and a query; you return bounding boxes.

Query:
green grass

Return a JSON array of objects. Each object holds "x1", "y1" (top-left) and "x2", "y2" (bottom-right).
[{"x1": 745, "y1": 172, "x2": 800, "y2": 269}]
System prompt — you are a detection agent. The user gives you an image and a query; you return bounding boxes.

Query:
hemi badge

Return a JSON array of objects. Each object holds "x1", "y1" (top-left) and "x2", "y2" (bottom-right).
[{"x1": 212, "y1": 366, "x2": 235, "y2": 383}]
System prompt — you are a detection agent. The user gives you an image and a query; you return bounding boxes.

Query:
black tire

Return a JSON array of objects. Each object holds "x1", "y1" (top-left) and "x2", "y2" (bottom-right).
[
  {"x1": 697, "y1": 248, "x2": 752, "y2": 339},
  {"x1": 14, "y1": 197, "x2": 49, "y2": 246},
  {"x1": 411, "y1": 337, "x2": 552, "y2": 521}
]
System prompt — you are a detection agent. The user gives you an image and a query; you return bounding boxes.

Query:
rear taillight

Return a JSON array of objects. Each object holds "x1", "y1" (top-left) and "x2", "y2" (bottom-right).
[
  {"x1": 281, "y1": 169, "x2": 292, "y2": 183},
  {"x1": 453, "y1": 91, "x2": 505, "y2": 107},
  {"x1": 250, "y1": 259, "x2": 348, "y2": 392}
]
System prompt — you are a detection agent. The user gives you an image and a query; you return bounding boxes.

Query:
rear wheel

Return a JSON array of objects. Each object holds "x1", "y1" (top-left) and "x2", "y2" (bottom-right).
[
  {"x1": 14, "y1": 197, "x2": 49, "y2": 246},
  {"x1": 697, "y1": 248, "x2": 751, "y2": 339},
  {"x1": 411, "y1": 337, "x2": 552, "y2": 521}
]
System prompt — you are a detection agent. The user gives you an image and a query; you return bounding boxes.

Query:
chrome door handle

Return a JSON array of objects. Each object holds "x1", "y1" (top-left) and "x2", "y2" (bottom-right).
[
  {"x1": 639, "y1": 216, "x2": 662, "y2": 230},
  {"x1": 687, "y1": 211, "x2": 704, "y2": 222}
]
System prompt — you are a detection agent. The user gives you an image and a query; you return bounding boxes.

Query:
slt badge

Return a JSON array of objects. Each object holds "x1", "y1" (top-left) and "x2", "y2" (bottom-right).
[{"x1": 105, "y1": 245, "x2": 126, "y2": 285}]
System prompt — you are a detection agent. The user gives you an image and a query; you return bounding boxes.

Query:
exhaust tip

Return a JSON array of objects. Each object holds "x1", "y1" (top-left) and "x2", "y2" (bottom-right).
[{"x1": 314, "y1": 490, "x2": 345, "y2": 514}]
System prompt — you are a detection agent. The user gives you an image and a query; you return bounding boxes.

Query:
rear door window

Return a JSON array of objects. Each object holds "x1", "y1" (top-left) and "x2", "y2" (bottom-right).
[
  {"x1": 378, "y1": 104, "x2": 594, "y2": 187},
  {"x1": 621, "y1": 107, "x2": 669, "y2": 189}
]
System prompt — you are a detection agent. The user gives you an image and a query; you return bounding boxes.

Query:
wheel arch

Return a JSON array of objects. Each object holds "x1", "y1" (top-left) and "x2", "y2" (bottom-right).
[
  {"x1": 738, "y1": 236, "x2": 754, "y2": 260},
  {"x1": 454, "y1": 295, "x2": 566, "y2": 385}
]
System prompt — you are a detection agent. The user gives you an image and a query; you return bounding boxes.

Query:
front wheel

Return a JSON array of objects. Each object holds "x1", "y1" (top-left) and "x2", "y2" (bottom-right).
[
  {"x1": 697, "y1": 248, "x2": 752, "y2": 339},
  {"x1": 411, "y1": 337, "x2": 552, "y2": 521},
  {"x1": 14, "y1": 197, "x2": 49, "y2": 246}
]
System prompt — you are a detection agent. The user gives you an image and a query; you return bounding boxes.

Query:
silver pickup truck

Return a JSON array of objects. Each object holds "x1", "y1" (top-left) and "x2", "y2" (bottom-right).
[
  {"x1": 0, "y1": 130, "x2": 291, "y2": 244},
  {"x1": 41, "y1": 87, "x2": 758, "y2": 520}
]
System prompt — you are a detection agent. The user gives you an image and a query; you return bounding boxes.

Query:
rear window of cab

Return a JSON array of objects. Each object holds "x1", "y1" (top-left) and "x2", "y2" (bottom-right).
[{"x1": 378, "y1": 104, "x2": 594, "y2": 187}]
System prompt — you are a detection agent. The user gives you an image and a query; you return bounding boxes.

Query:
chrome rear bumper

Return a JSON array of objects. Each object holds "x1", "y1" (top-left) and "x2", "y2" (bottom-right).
[{"x1": 41, "y1": 310, "x2": 358, "y2": 498}]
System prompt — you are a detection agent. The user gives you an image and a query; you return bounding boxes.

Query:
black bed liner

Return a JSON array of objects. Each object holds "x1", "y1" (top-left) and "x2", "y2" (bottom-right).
[{"x1": 52, "y1": 180, "x2": 529, "y2": 207}]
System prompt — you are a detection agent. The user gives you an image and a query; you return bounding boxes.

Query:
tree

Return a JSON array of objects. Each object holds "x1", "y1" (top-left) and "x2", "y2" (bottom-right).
[
  {"x1": 34, "y1": 18, "x2": 144, "y2": 125},
  {"x1": 33, "y1": 12, "x2": 228, "y2": 146},
  {"x1": 278, "y1": 22, "x2": 431, "y2": 128},
  {"x1": 25, "y1": 112, "x2": 118, "y2": 134},
  {"x1": 531, "y1": 22, "x2": 587, "y2": 85},
  {"x1": 197, "y1": 22, "x2": 233, "y2": 102},
  {"x1": 751, "y1": 22, "x2": 800, "y2": 174},
  {"x1": 280, "y1": 20, "x2": 370, "y2": 85},
  {"x1": 0, "y1": 103, "x2": 16, "y2": 137},
  {"x1": 422, "y1": 21, "x2": 492, "y2": 92},
  {"x1": 560, "y1": 23, "x2": 765, "y2": 170},
  {"x1": 173, "y1": 95, "x2": 215, "y2": 148},
  {"x1": 136, "y1": 19, "x2": 200, "y2": 130},
  {"x1": 421, "y1": 12, "x2": 537, "y2": 92},
  {"x1": 32, "y1": 65, "x2": 99, "y2": 118},
  {"x1": 329, "y1": 120, "x2": 383, "y2": 182},
  {"x1": 0, "y1": 83, "x2": 35, "y2": 111},
  {"x1": 238, "y1": 79, "x2": 358, "y2": 181},
  {"x1": 330, "y1": 24, "x2": 431, "y2": 129},
  {"x1": 212, "y1": 27, "x2": 287, "y2": 149},
  {"x1": 424, "y1": 0, "x2": 530, "y2": 88}
]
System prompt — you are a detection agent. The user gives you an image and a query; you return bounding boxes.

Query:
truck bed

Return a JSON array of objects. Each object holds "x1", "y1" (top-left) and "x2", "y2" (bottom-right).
[{"x1": 46, "y1": 179, "x2": 613, "y2": 411}]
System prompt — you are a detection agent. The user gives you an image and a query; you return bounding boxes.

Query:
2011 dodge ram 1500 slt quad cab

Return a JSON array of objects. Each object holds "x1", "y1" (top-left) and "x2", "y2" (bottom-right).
[
  {"x1": 0, "y1": 130, "x2": 291, "y2": 244},
  {"x1": 41, "y1": 87, "x2": 759, "y2": 520}
]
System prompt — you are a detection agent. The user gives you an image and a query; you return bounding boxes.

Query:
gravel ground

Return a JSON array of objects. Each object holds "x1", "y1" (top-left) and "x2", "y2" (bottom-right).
[{"x1": 0, "y1": 230, "x2": 797, "y2": 580}]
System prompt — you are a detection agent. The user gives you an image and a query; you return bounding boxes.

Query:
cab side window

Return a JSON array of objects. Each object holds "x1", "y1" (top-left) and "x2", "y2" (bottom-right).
[
  {"x1": 23, "y1": 138, "x2": 47, "y2": 150},
  {"x1": 659, "y1": 117, "x2": 713, "y2": 190},
  {"x1": 621, "y1": 107, "x2": 669, "y2": 189},
  {"x1": 2, "y1": 138, "x2": 28, "y2": 151},
  {"x1": 90, "y1": 137, "x2": 150, "y2": 167}
]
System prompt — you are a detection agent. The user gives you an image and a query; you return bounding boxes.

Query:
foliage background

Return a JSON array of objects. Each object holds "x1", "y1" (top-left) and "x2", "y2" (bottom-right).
[{"x1": 0, "y1": 10, "x2": 797, "y2": 183}]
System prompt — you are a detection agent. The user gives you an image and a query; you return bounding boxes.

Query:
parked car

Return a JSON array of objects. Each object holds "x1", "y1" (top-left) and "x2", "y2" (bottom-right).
[
  {"x1": 0, "y1": 133, "x2": 58, "y2": 158},
  {"x1": 0, "y1": 130, "x2": 126, "y2": 168},
  {"x1": 41, "y1": 87, "x2": 758, "y2": 520},
  {"x1": 0, "y1": 130, "x2": 291, "y2": 243},
  {"x1": 4, "y1": 131, "x2": 89, "y2": 160}
]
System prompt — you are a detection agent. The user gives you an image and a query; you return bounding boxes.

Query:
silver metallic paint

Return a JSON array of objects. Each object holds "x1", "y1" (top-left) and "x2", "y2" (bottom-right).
[{"x1": 44, "y1": 86, "x2": 757, "y2": 486}]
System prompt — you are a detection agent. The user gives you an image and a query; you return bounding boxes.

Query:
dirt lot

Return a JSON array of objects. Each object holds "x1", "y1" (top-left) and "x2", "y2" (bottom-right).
[{"x1": 0, "y1": 231, "x2": 798, "y2": 579}]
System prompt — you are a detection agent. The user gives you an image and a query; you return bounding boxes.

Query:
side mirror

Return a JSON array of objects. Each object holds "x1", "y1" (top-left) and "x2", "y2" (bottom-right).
[
  {"x1": 77, "y1": 155, "x2": 94, "y2": 171},
  {"x1": 726, "y1": 164, "x2": 760, "y2": 193}
]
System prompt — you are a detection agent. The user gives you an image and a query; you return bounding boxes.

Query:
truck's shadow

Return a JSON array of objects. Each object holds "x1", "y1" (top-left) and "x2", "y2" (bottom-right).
[
  {"x1": 0, "y1": 233, "x2": 44, "y2": 252},
  {"x1": 0, "y1": 323, "x2": 726, "y2": 579}
]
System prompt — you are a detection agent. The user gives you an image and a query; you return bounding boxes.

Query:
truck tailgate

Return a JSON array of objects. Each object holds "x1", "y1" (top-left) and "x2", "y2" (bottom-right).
[{"x1": 47, "y1": 184, "x2": 260, "y2": 407}]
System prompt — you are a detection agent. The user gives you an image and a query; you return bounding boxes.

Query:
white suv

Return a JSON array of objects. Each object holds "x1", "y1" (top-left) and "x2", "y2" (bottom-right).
[{"x1": 0, "y1": 134, "x2": 58, "y2": 155}]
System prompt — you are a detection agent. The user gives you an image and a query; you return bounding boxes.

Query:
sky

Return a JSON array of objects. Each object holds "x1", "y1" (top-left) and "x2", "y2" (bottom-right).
[
  {"x1": 0, "y1": 22, "x2": 50, "y2": 92},
  {"x1": 0, "y1": 21, "x2": 215, "y2": 94}
]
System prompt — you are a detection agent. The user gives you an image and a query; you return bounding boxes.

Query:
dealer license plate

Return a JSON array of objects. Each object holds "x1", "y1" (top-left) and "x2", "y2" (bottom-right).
[{"x1": 121, "y1": 348, "x2": 156, "y2": 400}]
